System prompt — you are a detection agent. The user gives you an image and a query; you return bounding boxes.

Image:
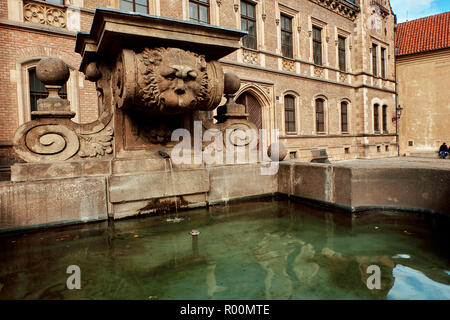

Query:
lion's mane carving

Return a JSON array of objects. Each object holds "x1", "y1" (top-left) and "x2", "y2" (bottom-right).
[{"x1": 137, "y1": 47, "x2": 210, "y2": 114}]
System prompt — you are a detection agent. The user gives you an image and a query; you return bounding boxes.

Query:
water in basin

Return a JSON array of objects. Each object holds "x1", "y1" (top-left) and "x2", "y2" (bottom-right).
[{"x1": 0, "y1": 198, "x2": 448, "y2": 300}]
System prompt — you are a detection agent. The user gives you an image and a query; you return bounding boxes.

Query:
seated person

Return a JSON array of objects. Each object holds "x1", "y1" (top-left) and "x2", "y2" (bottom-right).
[{"x1": 439, "y1": 142, "x2": 449, "y2": 159}]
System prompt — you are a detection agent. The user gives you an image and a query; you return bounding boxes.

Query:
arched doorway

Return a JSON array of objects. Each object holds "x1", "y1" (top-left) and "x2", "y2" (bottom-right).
[{"x1": 236, "y1": 92, "x2": 262, "y2": 129}]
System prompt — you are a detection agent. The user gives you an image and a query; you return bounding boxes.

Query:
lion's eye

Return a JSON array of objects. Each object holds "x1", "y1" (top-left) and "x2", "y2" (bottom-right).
[
  {"x1": 188, "y1": 71, "x2": 197, "y2": 80},
  {"x1": 164, "y1": 73, "x2": 175, "y2": 80}
]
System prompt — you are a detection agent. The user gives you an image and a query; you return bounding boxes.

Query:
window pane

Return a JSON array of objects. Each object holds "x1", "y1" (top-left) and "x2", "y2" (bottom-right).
[
  {"x1": 46, "y1": 0, "x2": 64, "y2": 5},
  {"x1": 248, "y1": 36, "x2": 255, "y2": 49},
  {"x1": 248, "y1": 20, "x2": 255, "y2": 33},
  {"x1": 240, "y1": 1, "x2": 246, "y2": 16},
  {"x1": 199, "y1": 5, "x2": 208, "y2": 23},
  {"x1": 135, "y1": 4, "x2": 148, "y2": 13},
  {"x1": 120, "y1": 0, "x2": 133, "y2": 12},
  {"x1": 199, "y1": 0, "x2": 209, "y2": 3},
  {"x1": 189, "y1": 3, "x2": 198, "y2": 20},
  {"x1": 247, "y1": 3, "x2": 254, "y2": 18},
  {"x1": 136, "y1": 0, "x2": 147, "y2": 5}
]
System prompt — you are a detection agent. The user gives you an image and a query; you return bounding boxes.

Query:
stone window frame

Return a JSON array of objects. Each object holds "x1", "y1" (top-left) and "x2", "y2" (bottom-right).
[
  {"x1": 310, "y1": 17, "x2": 328, "y2": 67},
  {"x1": 373, "y1": 103, "x2": 380, "y2": 133},
  {"x1": 281, "y1": 90, "x2": 301, "y2": 136},
  {"x1": 188, "y1": 0, "x2": 210, "y2": 24},
  {"x1": 370, "y1": 36, "x2": 390, "y2": 81},
  {"x1": 335, "y1": 28, "x2": 351, "y2": 73},
  {"x1": 380, "y1": 46, "x2": 387, "y2": 78},
  {"x1": 314, "y1": 94, "x2": 328, "y2": 134},
  {"x1": 339, "y1": 98, "x2": 351, "y2": 134},
  {"x1": 382, "y1": 104, "x2": 388, "y2": 133},
  {"x1": 112, "y1": 0, "x2": 160, "y2": 15},
  {"x1": 182, "y1": 0, "x2": 219, "y2": 25},
  {"x1": 119, "y1": 0, "x2": 150, "y2": 14},
  {"x1": 235, "y1": 0, "x2": 264, "y2": 47},
  {"x1": 372, "y1": 43, "x2": 378, "y2": 76},
  {"x1": 16, "y1": 57, "x2": 80, "y2": 125},
  {"x1": 276, "y1": 3, "x2": 300, "y2": 59}
]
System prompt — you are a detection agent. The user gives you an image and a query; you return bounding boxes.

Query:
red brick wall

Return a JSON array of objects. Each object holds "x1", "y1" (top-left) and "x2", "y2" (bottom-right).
[
  {"x1": 0, "y1": 26, "x2": 99, "y2": 142},
  {"x1": 0, "y1": 0, "x2": 8, "y2": 19}
]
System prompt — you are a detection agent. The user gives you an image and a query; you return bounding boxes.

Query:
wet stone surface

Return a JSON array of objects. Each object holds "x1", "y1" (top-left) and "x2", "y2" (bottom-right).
[{"x1": 0, "y1": 198, "x2": 449, "y2": 300}]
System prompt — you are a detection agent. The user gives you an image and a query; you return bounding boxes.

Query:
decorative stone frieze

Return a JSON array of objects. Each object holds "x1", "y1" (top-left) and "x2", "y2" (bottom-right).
[
  {"x1": 23, "y1": 1, "x2": 66, "y2": 29},
  {"x1": 309, "y1": 0, "x2": 360, "y2": 21},
  {"x1": 243, "y1": 49, "x2": 259, "y2": 65},
  {"x1": 314, "y1": 66, "x2": 324, "y2": 78},
  {"x1": 339, "y1": 72, "x2": 347, "y2": 82},
  {"x1": 282, "y1": 59, "x2": 296, "y2": 73}
]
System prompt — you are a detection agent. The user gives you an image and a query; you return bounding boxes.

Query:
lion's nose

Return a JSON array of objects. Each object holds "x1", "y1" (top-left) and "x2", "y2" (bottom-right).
[
  {"x1": 175, "y1": 87, "x2": 186, "y2": 95},
  {"x1": 175, "y1": 78, "x2": 186, "y2": 95}
]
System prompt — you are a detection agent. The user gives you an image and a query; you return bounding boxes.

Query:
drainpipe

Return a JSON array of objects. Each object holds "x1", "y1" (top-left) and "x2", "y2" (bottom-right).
[{"x1": 394, "y1": 20, "x2": 400, "y2": 157}]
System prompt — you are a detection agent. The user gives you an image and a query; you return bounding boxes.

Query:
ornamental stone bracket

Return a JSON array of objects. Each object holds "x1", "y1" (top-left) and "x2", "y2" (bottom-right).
[{"x1": 23, "y1": 1, "x2": 67, "y2": 29}]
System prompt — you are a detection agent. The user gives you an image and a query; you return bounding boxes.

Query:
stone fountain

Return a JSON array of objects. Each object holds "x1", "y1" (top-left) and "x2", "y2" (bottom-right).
[{"x1": 6, "y1": 8, "x2": 277, "y2": 229}]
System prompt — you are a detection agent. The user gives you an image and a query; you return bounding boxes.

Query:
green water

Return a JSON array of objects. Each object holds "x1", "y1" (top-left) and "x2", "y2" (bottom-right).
[{"x1": 0, "y1": 198, "x2": 449, "y2": 300}]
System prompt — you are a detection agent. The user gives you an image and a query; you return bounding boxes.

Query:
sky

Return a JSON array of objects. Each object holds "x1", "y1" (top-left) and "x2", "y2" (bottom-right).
[{"x1": 390, "y1": 0, "x2": 450, "y2": 23}]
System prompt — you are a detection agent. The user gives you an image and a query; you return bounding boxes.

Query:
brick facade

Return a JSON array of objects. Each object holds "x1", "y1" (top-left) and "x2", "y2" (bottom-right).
[{"x1": 0, "y1": 0, "x2": 398, "y2": 169}]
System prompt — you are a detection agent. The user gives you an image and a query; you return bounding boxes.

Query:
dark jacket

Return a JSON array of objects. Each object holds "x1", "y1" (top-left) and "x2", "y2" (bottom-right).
[{"x1": 439, "y1": 144, "x2": 449, "y2": 152}]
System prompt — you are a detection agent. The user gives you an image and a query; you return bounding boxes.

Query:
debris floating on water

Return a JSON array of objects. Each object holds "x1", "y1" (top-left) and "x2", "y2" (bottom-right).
[
  {"x1": 190, "y1": 230, "x2": 200, "y2": 236},
  {"x1": 392, "y1": 254, "x2": 411, "y2": 259}
]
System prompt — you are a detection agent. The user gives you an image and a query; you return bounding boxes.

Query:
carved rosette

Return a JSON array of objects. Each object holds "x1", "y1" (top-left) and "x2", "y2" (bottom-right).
[
  {"x1": 339, "y1": 72, "x2": 347, "y2": 82},
  {"x1": 314, "y1": 66, "x2": 324, "y2": 78},
  {"x1": 113, "y1": 47, "x2": 224, "y2": 114},
  {"x1": 282, "y1": 59, "x2": 296, "y2": 73},
  {"x1": 243, "y1": 49, "x2": 259, "y2": 65},
  {"x1": 24, "y1": 3, "x2": 66, "y2": 28}
]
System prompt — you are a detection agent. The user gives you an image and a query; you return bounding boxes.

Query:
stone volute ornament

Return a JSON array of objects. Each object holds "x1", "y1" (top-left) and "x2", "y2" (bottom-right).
[{"x1": 13, "y1": 57, "x2": 114, "y2": 162}]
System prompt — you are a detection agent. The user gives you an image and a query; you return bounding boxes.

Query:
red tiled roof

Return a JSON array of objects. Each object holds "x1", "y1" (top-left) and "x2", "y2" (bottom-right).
[{"x1": 396, "y1": 11, "x2": 450, "y2": 56}]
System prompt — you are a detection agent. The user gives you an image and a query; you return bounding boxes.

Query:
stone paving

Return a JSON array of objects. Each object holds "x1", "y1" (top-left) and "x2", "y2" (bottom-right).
[{"x1": 331, "y1": 156, "x2": 450, "y2": 170}]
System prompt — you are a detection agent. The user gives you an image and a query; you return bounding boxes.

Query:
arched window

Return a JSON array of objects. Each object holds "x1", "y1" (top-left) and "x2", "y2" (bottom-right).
[
  {"x1": 316, "y1": 98, "x2": 325, "y2": 133},
  {"x1": 236, "y1": 92, "x2": 262, "y2": 129},
  {"x1": 382, "y1": 105, "x2": 388, "y2": 132},
  {"x1": 374, "y1": 104, "x2": 380, "y2": 132},
  {"x1": 341, "y1": 101, "x2": 348, "y2": 133},
  {"x1": 284, "y1": 95, "x2": 296, "y2": 133},
  {"x1": 28, "y1": 67, "x2": 66, "y2": 112}
]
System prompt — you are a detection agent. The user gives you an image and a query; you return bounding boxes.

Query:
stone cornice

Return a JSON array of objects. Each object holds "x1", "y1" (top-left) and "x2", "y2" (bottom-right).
[{"x1": 309, "y1": 0, "x2": 360, "y2": 21}]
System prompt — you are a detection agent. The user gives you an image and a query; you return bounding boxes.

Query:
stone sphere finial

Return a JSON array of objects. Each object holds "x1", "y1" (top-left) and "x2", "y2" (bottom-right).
[
  {"x1": 224, "y1": 72, "x2": 241, "y2": 95},
  {"x1": 267, "y1": 142, "x2": 288, "y2": 161},
  {"x1": 36, "y1": 57, "x2": 70, "y2": 86}
]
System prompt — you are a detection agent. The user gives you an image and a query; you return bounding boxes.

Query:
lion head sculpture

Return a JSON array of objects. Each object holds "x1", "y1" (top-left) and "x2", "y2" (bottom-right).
[{"x1": 137, "y1": 48, "x2": 211, "y2": 114}]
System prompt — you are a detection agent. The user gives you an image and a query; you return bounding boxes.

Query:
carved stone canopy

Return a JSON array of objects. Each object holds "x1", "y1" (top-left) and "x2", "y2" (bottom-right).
[{"x1": 75, "y1": 8, "x2": 247, "y2": 73}]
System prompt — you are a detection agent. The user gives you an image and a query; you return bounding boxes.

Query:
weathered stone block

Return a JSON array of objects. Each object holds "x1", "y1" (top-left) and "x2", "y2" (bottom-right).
[
  {"x1": 0, "y1": 177, "x2": 108, "y2": 232},
  {"x1": 207, "y1": 164, "x2": 277, "y2": 203},
  {"x1": 108, "y1": 169, "x2": 210, "y2": 203}
]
